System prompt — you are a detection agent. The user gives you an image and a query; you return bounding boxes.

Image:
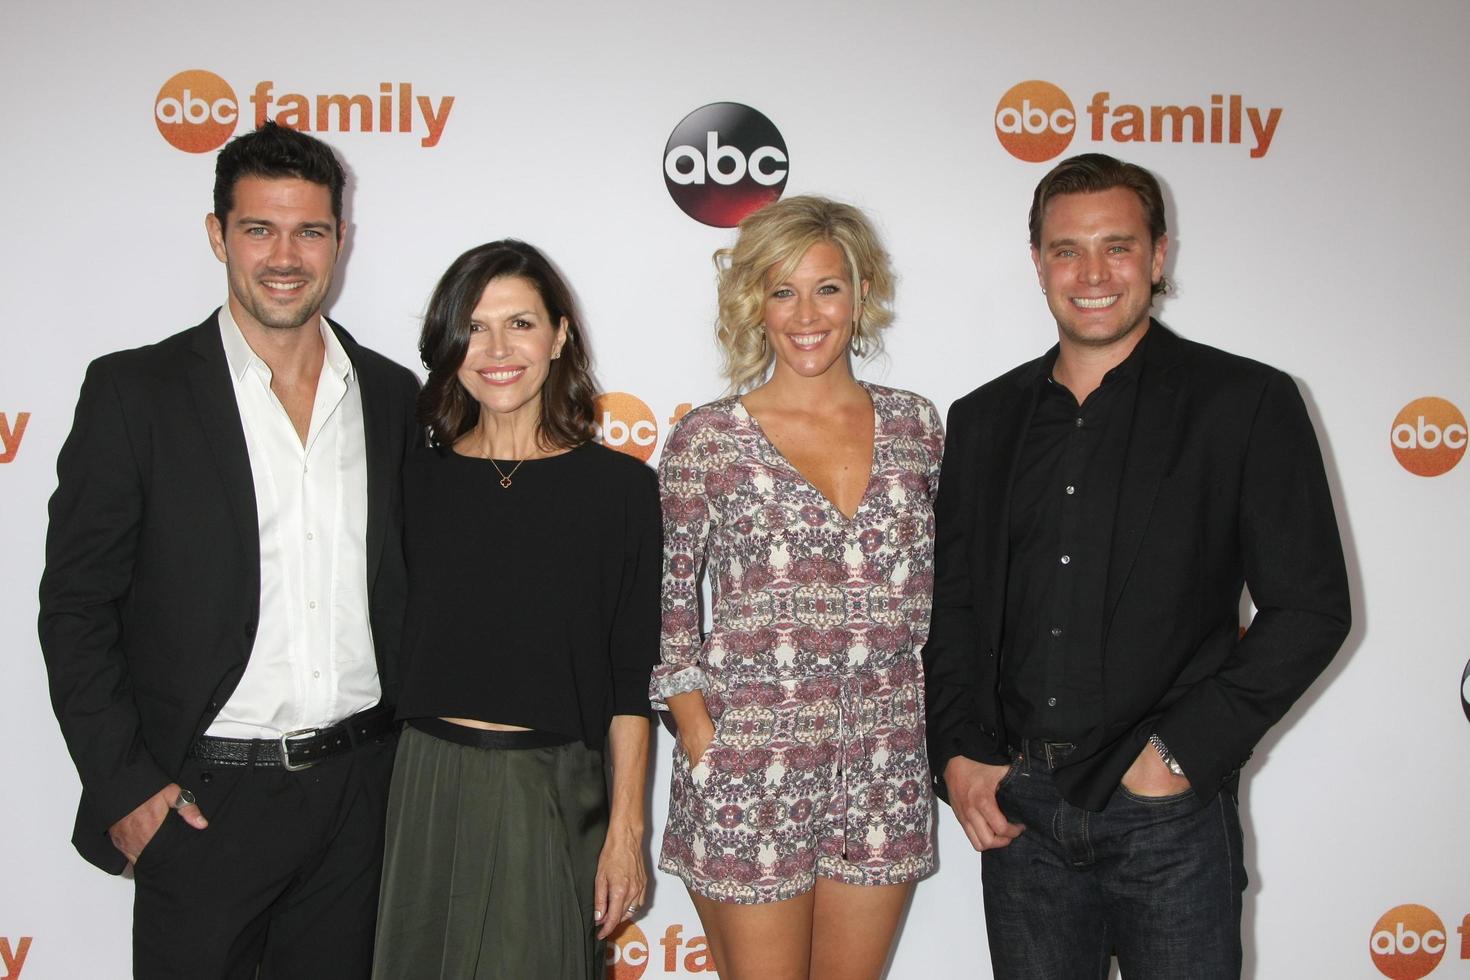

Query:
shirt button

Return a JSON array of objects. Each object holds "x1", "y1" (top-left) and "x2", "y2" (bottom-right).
[
  {"x1": 1075, "y1": 417, "x2": 1084, "y2": 428},
  {"x1": 1060, "y1": 555, "x2": 1071, "y2": 565},
  {"x1": 1050, "y1": 627, "x2": 1063, "y2": 637},
  {"x1": 306, "y1": 532, "x2": 315, "y2": 541},
  {"x1": 313, "y1": 670, "x2": 321, "y2": 679},
  {"x1": 1065, "y1": 485, "x2": 1075, "y2": 495},
  {"x1": 308, "y1": 600, "x2": 318, "y2": 610},
  {"x1": 1047, "y1": 697, "x2": 1058, "y2": 707}
]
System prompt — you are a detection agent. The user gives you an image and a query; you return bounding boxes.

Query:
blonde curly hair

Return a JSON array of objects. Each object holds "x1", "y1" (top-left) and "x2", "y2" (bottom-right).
[{"x1": 714, "y1": 195, "x2": 896, "y2": 392}]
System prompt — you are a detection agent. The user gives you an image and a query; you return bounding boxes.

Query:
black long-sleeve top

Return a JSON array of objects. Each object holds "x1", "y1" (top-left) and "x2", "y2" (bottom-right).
[{"x1": 396, "y1": 441, "x2": 661, "y2": 748}]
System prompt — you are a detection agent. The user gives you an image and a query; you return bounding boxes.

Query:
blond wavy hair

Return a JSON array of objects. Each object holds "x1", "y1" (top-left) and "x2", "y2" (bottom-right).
[{"x1": 715, "y1": 195, "x2": 896, "y2": 393}]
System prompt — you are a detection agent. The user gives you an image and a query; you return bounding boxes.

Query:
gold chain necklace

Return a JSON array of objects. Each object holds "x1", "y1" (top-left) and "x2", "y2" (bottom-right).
[{"x1": 488, "y1": 457, "x2": 525, "y2": 489}]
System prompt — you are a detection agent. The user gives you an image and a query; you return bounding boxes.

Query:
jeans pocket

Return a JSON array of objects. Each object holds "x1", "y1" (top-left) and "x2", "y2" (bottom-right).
[
  {"x1": 996, "y1": 755, "x2": 1024, "y2": 792},
  {"x1": 1116, "y1": 784, "x2": 1197, "y2": 806}
]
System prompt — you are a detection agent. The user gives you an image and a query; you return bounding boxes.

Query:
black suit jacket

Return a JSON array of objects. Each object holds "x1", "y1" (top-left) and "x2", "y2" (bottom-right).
[
  {"x1": 38, "y1": 312, "x2": 420, "y2": 872},
  {"x1": 923, "y1": 323, "x2": 1351, "y2": 810}
]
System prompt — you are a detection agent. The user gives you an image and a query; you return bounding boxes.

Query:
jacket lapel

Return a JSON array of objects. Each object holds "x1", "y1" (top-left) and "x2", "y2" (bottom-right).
[
  {"x1": 186, "y1": 315, "x2": 260, "y2": 575},
  {"x1": 333, "y1": 321, "x2": 392, "y2": 590},
  {"x1": 1103, "y1": 322, "x2": 1185, "y2": 624},
  {"x1": 981, "y1": 352, "x2": 1049, "y2": 650}
]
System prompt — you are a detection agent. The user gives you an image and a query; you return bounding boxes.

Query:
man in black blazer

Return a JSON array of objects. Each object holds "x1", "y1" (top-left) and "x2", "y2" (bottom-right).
[
  {"x1": 924, "y1": 154, "x2": 1350, "y2": 979},
  {"x1": 38, "y1": 122, "x2": 418, "y2": 978}
]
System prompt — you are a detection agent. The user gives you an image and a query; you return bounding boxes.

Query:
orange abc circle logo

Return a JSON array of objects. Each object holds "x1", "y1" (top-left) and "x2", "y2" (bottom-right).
[
  {"x1": 605, "y1": 921, "x2": 649, "y2": 979},
  {"x1": 155, "y1": 70, "x2": 239, "y2": 153},
  {"x1": 995, "y1": 80, "x2": 1076, "y2": 163},
  {"x1": 1370, "y1": 905, "x2": 1448, "y2": 979},
  {"x1": 1390, "y1": 397, "x2": 1467, "y2": 477},
  {"x1": 595, "y1": 393, "x2": 659, "y2": 462}
]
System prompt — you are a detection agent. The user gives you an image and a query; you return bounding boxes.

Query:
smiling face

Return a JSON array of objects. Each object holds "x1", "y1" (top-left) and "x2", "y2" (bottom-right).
[
  {"x1": 455, "y1": 275, "x2": 568, "y2": 429},
  {"x1": 1031, "y1": 186, "x2": 1167, "y2": 353},
  {"x1": 206, "y1": 175, "x2": 340, "y2": 334},
  {"x1": 761, "y1": 239, "x2": 866, "y2": 383}
]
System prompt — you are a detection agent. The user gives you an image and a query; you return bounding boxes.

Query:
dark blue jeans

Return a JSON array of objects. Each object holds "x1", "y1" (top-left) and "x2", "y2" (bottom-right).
[{"x1": 980, "y1": 741, "x2": 1246, "y2": 979}]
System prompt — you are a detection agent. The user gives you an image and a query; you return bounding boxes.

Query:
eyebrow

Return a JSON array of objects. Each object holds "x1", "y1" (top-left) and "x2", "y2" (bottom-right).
[
  {"x1": 476, "y1": 309, "x2": 539, "y2": 321},
  {"x1": 1044, "y1": 233, "x2": 1141, "y2": 249},
  {"x1": 770, "y1": 275, "x2": 847, "y2": 287},
  {"x1": 235, "y1": 216, "x2": 337, "y2": 232}
]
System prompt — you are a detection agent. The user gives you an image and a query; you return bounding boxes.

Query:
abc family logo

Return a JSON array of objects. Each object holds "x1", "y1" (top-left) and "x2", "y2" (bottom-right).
[
  {"x1": 0, "y1": 411, "x2": 30, "y2": 464},
  {"x1": 154, "y1": 69, "x2": 455, "y2": 154},
  {"x1": 0, "y1": 937, "x2": 31, "y2": 979},
  {"x1": 1369, "y1": 905, "x2": 1470, "y2": 980},
  {"x1": 664, "y1": 103, "x2": 788, "y2": 228},
  {"x1": 606, "y1": 922, "x2": 718, "y2": 978},
  {"x1": 1391, "y1": 397, "x2": 1467, "y2": 477},
  {"x1": 594, "y1": 394, "x2": 694, "y2": 464},
  {"x1": 994, "y1": 80, "x2": 1284, "y2": 163}
]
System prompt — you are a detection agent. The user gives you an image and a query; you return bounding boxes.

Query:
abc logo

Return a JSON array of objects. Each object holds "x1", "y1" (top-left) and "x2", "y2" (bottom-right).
[
  {"x1": 595, "y1": 392, "x2": 658, "y2": 463},
  {"x1": 1391, "y1": 397, "x2": 1467, "y2": 477},
  {"x1": 1461, "y1": 657, "x2": 1469, "y2": 724},
  {"x1": 155, "y1": 70, "x2": 239, "y2": 153},
  {"x1": 664, "y1": 102, "x2": 788, "y2": 227},
  {"x1": 995, "y1": 80, "x2": 1076, "y2": 163},
  {"x1": 1370, "y1": 905, "x2": 1447, "y2": 980},
  {"x1": 605, "y1": 921, "x2": 649, "y2": 979}
]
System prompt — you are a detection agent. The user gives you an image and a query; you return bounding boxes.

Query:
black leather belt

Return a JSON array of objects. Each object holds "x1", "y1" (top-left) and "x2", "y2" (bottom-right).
[
  {"x1": 188, "y1": 705, "x2": 397, "y2": 771},
  {"x1": 1014, "y1": 737, "x2": 1077, "y2": 771}
]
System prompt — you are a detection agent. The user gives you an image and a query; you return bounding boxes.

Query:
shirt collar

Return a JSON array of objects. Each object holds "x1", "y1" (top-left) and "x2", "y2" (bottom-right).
[
  {"x1": 1040, "y1": 322, "x2": 1152, "y2": 390},
  {"x1": 217, "y1": 304, "x2": 355, "y2": 385}
]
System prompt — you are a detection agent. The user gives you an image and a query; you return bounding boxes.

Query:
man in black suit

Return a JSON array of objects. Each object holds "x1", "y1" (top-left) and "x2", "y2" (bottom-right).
[
  {"x1": 38, "y1": 122, "x2": 419, "y2": 978},
  {"x1": 923, "y1": 153, "x2": 1350, "y2": 978}
]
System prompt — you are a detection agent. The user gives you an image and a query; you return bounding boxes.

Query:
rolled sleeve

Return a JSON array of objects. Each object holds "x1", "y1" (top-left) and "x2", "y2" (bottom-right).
[{"x1": 649, "y1": 411, "x2": 718, "y2": 710}]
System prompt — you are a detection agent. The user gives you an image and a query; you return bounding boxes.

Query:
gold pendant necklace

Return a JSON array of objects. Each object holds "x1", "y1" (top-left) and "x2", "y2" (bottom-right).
[{"x1": 489, "y1": 457, "x2": 525, "y2": 489}]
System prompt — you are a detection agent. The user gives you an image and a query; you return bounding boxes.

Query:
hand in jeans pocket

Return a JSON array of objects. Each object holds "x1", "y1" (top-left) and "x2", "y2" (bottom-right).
[{"x1": 1119, "y1": 742, "x2": 1192, "y2": 798}]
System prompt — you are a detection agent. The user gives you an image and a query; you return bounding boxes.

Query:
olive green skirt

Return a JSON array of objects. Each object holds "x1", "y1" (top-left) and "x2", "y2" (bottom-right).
[{"x1": 372, "y1": 722, "x2": 608, "y2": 980}]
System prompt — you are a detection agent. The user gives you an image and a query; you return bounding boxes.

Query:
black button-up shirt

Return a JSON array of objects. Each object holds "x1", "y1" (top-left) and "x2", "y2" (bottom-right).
[{"x1": 1000, "y1": 333, "x2": 1147, "y2": 740}]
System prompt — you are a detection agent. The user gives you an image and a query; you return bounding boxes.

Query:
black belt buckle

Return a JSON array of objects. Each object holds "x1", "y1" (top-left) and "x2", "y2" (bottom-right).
[{"x1": 279, "y1": 727, "x2": 321, "y2": 771}]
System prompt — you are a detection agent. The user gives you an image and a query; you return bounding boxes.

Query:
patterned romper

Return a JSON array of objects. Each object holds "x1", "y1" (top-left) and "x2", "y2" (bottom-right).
[{"x1": 652, "y1": 383, "x2": 942, "y2": 904}]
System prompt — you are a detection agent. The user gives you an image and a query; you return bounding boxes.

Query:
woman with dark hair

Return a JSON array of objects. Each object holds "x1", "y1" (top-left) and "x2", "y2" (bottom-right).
[{"x1": 372, "y1": 240, "x2": 660, "y2": 979}]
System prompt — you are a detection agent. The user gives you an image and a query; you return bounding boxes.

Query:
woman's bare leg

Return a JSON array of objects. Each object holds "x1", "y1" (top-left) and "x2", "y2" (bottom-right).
[
  {"x1": 810, "y1": 878, "x2": 914, "y2": 980},
  {"x1": 691, "y1": 890, "x2": 814, "y2": 980}
]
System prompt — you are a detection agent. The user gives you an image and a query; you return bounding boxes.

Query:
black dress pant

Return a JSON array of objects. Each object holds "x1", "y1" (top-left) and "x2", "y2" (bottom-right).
[{"x1": 131, "y1": 733, "x2": 395, "y2": 980}]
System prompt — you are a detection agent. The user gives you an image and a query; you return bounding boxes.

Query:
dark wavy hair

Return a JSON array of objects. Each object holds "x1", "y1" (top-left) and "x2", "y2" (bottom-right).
[
  {"x1": 418, "y1": 240, "x2": 597, "y2": 450},
  {"x1": 1029, "y1": 152, "x2": 1170, "y2": 296},
  {"x1": 213, "y1": 120, "x2": 346, "y2": 229}
]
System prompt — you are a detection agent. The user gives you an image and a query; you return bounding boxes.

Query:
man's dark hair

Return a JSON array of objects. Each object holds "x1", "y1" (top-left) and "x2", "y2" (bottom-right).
[
  {"x1": 1029, "y1": 153, "x2": 1169, "y2": 295},
  {"x1": 213, "y1": 120, "x2": 347, "y2": 229},
  {"x1": 418, "y1": 240, "x2": 597, "y2": 451}
]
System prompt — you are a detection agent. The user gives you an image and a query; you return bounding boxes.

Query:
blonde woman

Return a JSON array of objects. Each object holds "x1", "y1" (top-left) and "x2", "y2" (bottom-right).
[{"x1": 652, "y1": 197, "x2": 942, "y2": 979}]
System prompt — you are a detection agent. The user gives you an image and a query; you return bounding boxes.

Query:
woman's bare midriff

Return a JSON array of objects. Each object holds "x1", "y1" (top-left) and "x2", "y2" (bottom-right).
[{"x1": 438, "y1": 717, "x2": 532, "y2": 731}]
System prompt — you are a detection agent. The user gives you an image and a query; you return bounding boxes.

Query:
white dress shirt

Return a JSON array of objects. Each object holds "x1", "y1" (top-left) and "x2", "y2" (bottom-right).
[{"x1": 206, "y1": 306, "x2": 380, "y2": 738}]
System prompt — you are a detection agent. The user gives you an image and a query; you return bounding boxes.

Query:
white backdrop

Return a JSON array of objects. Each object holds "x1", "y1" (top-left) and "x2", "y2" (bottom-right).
[{"x1": 2, "y1": 1, "x2": 1467, "y2": 977}]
